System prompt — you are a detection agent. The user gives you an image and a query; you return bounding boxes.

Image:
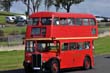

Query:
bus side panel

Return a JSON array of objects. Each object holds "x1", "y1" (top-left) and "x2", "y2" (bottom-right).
[
  {"x1": 26, "y1": 26, "x2": 32, "y2": 38},
  {"x1": 52, "y1": 26, "x2": 97, "y2": 38}
]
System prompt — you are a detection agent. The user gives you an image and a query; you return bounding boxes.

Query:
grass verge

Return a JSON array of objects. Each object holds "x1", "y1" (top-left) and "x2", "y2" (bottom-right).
[
  {"x1": 1, "y1": 26, "x2": 26, "y2": 36},
  {"x1": 0, "y1": 16, "x2": 6, "y2": 24},
  {"x1": 94, "y1": 36, "x2": 110, "y2": 55},
  {"x1": 0, "y1": 50, "x2": 24, "y2": 71}
]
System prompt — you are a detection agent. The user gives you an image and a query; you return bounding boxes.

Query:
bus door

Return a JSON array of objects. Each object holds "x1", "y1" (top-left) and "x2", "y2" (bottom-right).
[{"x1": 60, "y1": 43, "x2": 74, "y2": 68}]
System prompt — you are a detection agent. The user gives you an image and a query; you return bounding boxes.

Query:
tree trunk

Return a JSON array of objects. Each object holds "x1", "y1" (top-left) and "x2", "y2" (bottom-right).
[
  {"x1": 33, "y1": 5, "x2": 36, "y2": 13},
  {"x1": 27, "y1": 0, "x2": 30, "y2": 15},
  {"x1": 67, "y1": 8, "x2": 70, "y2": 13},
  {"x1": 67, "y1": 5, "x2": 70, "y2": 13}
]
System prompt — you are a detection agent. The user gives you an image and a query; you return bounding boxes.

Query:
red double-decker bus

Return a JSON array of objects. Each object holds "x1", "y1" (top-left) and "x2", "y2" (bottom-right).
[{"x1": 23, "y1": 12, "x2": 98, "y2": 73}]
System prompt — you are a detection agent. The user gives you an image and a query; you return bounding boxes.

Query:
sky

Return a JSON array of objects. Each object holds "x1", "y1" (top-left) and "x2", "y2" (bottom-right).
[{"x1": 10, "y1": 0, "x2": 110, "y2": 17}]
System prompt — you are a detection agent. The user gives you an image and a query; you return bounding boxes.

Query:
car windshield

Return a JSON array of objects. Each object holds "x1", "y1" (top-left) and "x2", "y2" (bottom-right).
[{"x1": 37, "y1": 41, "x2": 59, "y2": 52}]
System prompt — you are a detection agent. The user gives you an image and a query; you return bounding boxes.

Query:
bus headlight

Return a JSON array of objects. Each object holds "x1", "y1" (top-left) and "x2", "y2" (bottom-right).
[{"x1": 27, "y1": 60, "x2": 31, "y2": 63}]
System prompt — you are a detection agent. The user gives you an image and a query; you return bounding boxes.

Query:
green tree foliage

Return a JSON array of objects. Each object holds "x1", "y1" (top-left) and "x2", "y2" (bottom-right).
[
  {"x1": 61, "y1": 0, "x2": 84, "y2": 12},
  {"x1": 44, "y1": 0, "x2": 84, "y2": 12}
]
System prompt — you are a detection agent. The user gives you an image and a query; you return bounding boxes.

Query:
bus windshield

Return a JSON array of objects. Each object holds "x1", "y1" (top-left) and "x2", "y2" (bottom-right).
[{"x1": 37, "y1": 41, "x2": 59, "y2": 52}]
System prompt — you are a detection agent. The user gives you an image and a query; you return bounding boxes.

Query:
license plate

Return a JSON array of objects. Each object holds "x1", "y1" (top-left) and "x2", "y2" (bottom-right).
[{"x1": 33, "y1": 67, "x2": 40, "y2": 70}]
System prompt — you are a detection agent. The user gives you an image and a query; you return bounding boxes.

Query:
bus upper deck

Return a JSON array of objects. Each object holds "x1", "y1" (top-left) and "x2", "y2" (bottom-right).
[{"x1": 26, "y1": 12, "x2": 98, "y2": 39}]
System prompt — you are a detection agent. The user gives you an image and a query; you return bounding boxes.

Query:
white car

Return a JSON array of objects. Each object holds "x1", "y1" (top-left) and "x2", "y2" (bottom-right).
[
  {"x1": 16, "y1": 15, "x2": 27, "y2": 22},
  {"x1": 6, "y1": 16, "x2": 16, "y2": 23}
]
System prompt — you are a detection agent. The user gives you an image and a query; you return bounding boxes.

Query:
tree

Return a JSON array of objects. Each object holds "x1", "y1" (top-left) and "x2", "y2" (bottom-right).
[
  {"x1": 31, "y1": 0, "x2": 42, "y2": 12},
  {"x1": 0, "y1": 0, "x2": 15, "y2": 12},
  {"x1": 44, "y1": 0, "x2": 84, "y2": 12},
  {"x1": 52, "y1": 0, "x2": 61, "y2": 12},
  {"x1": 44, "y1": 0, "x2": 61, "y2": 12},
  {"x1": 61, "y1": 0, "x2": 84, "y2": 12},
  {"x1": 22, "y1": 0, "x2": 42, "y2": 15},
  {"x1": 44, "y1": 0, "x2": 53, "y2": 11}
]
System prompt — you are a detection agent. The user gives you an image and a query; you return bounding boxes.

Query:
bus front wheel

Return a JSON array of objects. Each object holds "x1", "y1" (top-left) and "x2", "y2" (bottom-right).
[{"x1": 49, "y1": 60, "x2": 60, "y2": 73}]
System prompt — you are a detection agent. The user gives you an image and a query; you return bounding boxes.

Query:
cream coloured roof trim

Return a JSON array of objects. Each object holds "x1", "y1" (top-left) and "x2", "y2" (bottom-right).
[{"x1": 26, "y1": 37, "x2": 98, "y2": 41}]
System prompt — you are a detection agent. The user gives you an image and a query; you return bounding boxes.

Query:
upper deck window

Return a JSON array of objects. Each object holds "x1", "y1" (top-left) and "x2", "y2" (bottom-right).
[
  {"x1": 60, "y1": 18, "x2": 67, "y2": 25},
  {"x1": 54, "y1": 18, "x2": 75, "y2": 25},
  {"x1": 32, "y1": 28, "x2": 40, "y2": 35},
  {"x1": 75, "y1": 18, "x2": 82, "y2": 26},
  {"x1": 83, "y1": 19, "x2": 89, "y2": 26},
  {"x1": 28, "y1": 18, "x2": 39, "y2": 25},
  {"x1": 53, "y1": 18, "x2": 60, "y2": 25},
  {"x1": 92, "y1": 28, "x2": 96, "y2": 35},
  {"x1": 41, "y1": 17, "x2": 52, "y2": 25},
  {"x1": 89, "y1": 19, "x2": 96, "y2": 25},
  {"x1": 67, "y1": 18, "x2": 75, "y2": 25},
  {"x1": 31, "y1": 27, "x2": 46, "y2": 37}
]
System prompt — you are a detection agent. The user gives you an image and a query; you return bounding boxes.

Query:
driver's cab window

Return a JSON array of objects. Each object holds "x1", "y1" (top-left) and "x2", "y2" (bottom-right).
[
  {"x1": 26, "y1": 41, "x2": 35, "y2": 52},
  {"x1": 62, "y1": 43, "x2": 68, "y2": 51}
]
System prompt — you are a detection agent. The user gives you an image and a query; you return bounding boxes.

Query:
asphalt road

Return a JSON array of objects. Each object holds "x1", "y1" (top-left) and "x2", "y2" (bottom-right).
[{"x1": 0, "y1": 55, "x2": 110, "y2": 73}]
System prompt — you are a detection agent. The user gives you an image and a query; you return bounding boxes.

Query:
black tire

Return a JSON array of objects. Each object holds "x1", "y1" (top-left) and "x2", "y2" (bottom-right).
[
  {"x1": 50, "y1": 60, "x2": 60, "y2": 73},
  {"x1": 83, "y1": 57, "x2": 91, "y2": 70},
  {"x1": 24, "y1": 67, "x2": 33, "y2": 73}
]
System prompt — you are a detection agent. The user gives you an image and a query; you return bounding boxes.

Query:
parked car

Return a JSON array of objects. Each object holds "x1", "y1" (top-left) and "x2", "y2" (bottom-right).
[
  {"x1": 15, "y1": 15, "x2": 27, "y2": 24},
  {"x1": 5, "y1": 16, "x2": 16, "y2": 23}
]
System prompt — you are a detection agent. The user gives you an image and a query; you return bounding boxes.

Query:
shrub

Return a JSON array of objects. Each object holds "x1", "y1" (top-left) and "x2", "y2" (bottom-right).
[{"x1": 0, "y1": 30, "x2": 4, "y2": 36}]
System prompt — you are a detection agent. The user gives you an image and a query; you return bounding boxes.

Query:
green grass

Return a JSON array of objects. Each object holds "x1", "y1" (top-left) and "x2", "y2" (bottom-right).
[
  {"x1": 94, "y1": 36, "x2": 110, "y2": 55},
  {"x1": 98, "y1": 27, "x2": 109, "y2": 31},
  {"x1": 0, "y1": 15, "x2": 6, "y2": 24},
  {"x1": 0, "y1": 50, "x2": 24, "y2": 70},
  {"x1": 1, "y1": 26, "x2": 26, "y2": 36},
  {"x1": 0, "y1": 11, "x2": 18, "y2": 16},
  {"x1": 0, "y1": 41, "x2": 8, "y2": 46}
]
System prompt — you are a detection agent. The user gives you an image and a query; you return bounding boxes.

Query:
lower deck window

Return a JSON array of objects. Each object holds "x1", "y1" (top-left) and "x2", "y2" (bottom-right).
[
  {"x1": 37, "y1": 41, "x2": 59, "y2": 52},
  {"x1": 62, "y1": 42, "x2": 90, "y2": 51}
]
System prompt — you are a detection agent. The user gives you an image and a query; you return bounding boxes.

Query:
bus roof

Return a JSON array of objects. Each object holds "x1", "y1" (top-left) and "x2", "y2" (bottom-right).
[{"x1": 30, "y1": 12, "x2": 95, "y2": 18}]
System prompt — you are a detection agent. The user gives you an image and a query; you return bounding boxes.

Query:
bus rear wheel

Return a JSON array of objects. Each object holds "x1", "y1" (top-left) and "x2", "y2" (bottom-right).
[
  {"x1": 50, "y1": 60, "x2": 60, "y2": 73},
  {"x1": 83, "y1": 57, "x2": 91, "y2": 70}
]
